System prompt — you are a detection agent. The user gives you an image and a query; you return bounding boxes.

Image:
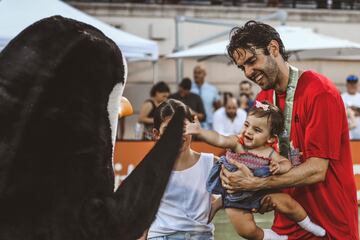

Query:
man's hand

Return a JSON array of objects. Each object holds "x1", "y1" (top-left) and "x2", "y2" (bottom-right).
[{"x1": 220, "y1": 158, "x2": 260, "y2": 193}]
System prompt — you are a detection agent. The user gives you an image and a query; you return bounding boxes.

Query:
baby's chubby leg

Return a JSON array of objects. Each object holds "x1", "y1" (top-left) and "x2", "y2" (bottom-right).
[
  {"x1": 226, "y1": 208, "x2": 263, "y2": 240},
  {"x1": 266, "y1": 193, "x2": 326, "y2": 237},
  {"x1": 264, "y1": 193, "x2": 307, "y2": 221}
]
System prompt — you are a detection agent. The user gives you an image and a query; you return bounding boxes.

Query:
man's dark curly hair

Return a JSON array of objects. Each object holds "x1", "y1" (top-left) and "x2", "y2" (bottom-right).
[{"x1": 227, "y1": 20, "x2": 289, "y2": 63}]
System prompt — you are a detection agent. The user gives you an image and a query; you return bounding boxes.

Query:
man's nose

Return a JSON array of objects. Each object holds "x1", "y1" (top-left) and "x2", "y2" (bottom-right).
[{"x1": 244, "y1": 66, "x2": 254, "y2": 79}]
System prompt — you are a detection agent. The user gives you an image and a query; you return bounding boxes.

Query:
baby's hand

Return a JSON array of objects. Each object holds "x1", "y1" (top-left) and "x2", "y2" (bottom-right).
[
  {"x1": 269, "y1": 160, "x2": 281, "y2": 175},
  {"x1": 185, "y1": 116, "x2": 201, "y2": 135}
]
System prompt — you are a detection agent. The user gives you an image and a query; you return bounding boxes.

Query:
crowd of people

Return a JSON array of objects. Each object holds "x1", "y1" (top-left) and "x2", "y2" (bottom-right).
[
  {"x1": 136, "y1": 65, "x2": 360, "y2": 143},
  {"x1": 136, "y1": 66, "x2": 256, "y2": 140},
  {"x1": 135, "y1": 20, "x2": 359, "y2": 240}
]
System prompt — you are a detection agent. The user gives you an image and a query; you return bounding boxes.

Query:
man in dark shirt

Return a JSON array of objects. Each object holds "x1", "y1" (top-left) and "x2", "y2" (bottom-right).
[{"x1": 170, "y1": 78, "x2": 206, "y2": 122}]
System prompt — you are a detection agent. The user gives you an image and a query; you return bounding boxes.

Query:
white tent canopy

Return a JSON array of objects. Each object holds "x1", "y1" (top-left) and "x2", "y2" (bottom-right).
[
  {"x1": 168, "y1": 25, "x2": 360, "y2": 60},
  {"x1": 0, "y1": 0, "x2": 158, "y2": 61}
]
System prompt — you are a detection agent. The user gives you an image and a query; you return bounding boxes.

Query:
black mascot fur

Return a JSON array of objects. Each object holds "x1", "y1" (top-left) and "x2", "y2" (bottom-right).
[{"x1": 0, "y1": 16, "x2": 184, "y2": 240}]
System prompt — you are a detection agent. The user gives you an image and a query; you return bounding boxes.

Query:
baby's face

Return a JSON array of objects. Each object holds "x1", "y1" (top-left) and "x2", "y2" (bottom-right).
[{"x1": 241, "y1": 114, "x2": 273, "y2": 148}]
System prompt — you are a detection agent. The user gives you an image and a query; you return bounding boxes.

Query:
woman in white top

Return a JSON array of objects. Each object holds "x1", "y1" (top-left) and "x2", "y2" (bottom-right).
[{"x1": 145, "y1": 99, "x2": 216, "y2": 240}]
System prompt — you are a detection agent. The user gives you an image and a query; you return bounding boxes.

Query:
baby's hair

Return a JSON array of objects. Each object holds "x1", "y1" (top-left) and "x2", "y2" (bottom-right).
[
  {"x1": 153, "y1": 99, "x2": 193, "y2": 131},
  {"x1": 248, "y1": 101, "x2": 284, "y2": 136}
]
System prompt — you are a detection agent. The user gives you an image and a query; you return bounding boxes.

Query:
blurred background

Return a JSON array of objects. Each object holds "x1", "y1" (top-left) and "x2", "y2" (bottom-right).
[{"x1": 61, "y1": 0, "x2": 360, "y2": 139}]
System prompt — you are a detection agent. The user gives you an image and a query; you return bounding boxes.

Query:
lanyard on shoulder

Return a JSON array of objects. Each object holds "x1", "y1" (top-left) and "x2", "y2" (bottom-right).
[{"x1": 273, "y1": 65, "x2": 299, "y2": 158}]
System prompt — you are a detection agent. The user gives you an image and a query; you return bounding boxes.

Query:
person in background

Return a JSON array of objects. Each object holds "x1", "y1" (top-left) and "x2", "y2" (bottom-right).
[
  {"x1": 239, "y1": 80, "x2": 255, "y2": 108},
  {"x1": 341, "y1": 74, "x2": 360, "y2": 139},
  {"x1": 138, "y1": 81, "x2": 170, "y2": 140},
  {"x1": 239, "y1": 92, "x2": 251, "y2": 112},
  {"x1": 170, "y1": 77, "x2": 206, "y2": 123},
  {"x1": 222, "y1": 20, "x2": 358, "y2": 239},
  {"x1": 213, "y1": 96, "x2": 246, "y2": 136},
  {"x1": 145, "y1": 99, "x2": 216, "y2": 240},
  {"x1": 191, "y1": 65, "x2": 221, "y2": 130}
]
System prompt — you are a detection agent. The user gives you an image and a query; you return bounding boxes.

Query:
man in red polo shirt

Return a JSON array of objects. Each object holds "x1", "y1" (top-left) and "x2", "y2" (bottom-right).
[{"x1": 220, "y1": 20, "x2": 358, "y2": 239}]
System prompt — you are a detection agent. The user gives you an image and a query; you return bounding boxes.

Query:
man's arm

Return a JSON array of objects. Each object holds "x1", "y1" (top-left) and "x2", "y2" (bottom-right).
[{"x1": 220, "y1": 157, "x2": 329, "y2": 192}]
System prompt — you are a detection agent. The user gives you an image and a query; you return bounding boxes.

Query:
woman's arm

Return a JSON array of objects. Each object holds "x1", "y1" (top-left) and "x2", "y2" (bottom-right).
[
  {"x1": 213, "y1": 155, "x2": 220, "y2": 163},
  {"x1": 138, "y1": 102, "x2": 154, "y2": 124},
  {"x1": 137, "y1": 229, "x2": 148, "y2": 240}
]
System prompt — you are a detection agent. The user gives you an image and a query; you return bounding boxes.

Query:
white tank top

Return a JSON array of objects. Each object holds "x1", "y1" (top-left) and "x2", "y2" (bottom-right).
[{"x1": 148, "y1": 153, "x2": 215, "y2": 238}]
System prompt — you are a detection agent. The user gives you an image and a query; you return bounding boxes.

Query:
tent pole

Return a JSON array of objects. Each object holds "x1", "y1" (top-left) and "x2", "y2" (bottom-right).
[
  {"x1": 175, "y1": 16, "x2": 184, "y2": 84},
  {"x1": 152, "y1": 61, "x2": 159, "y2": 84}
]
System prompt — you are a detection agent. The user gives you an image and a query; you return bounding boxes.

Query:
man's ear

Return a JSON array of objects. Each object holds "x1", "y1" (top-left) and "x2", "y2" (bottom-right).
[
  {"x1": 267, "y1": 40, "x2": 280, "y2": 57},
  {"x1": 152, "y1": 128, "x2": 160, "y2": 140}
]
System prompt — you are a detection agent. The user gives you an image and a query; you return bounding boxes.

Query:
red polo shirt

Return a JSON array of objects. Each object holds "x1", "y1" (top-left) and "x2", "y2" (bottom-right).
[{"x1": 257, "y1": 70, "x2": 359, "y2": 239}]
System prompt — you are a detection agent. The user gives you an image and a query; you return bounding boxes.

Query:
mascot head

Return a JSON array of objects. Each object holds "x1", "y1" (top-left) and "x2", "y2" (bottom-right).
[{"x1": 0, "y1": 16, "x2": 183, "y2": 240}]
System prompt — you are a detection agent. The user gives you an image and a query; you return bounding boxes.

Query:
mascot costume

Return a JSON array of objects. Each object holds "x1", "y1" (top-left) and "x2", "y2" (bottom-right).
[{"x1": 0, "y1": 16, "x2": 184, "y2": 240}]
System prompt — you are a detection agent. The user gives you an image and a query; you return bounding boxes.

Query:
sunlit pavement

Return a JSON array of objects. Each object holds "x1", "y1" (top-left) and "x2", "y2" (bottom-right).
[{"x1": 213, "y1": 207, "x2": 360, "y2": 239}]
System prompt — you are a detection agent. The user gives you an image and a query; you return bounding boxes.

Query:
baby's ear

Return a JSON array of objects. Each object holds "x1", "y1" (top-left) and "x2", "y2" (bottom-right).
[{"x1": 267, "y1": 136, "x2": 276, "y2": 144}]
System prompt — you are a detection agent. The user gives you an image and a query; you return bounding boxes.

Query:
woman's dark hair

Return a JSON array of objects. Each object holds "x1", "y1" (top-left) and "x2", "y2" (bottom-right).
[
  {"x1": 150, "y1": 81, "x2": 170, "y2": 97},
  {"x1": 153, "y1": 99, "x2": 193, "y2": 131},
  {"x1": 227, "y1": 20, "x2": 289, "y2": 63},
  {"x1": 248, "y1": 101, "x2": 284, "y2": 137}
]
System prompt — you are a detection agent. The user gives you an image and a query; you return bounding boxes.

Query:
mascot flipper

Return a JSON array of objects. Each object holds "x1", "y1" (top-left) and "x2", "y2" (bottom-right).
[{"x1": 0, "y1": 16, "x2": 183, "y2": 240}]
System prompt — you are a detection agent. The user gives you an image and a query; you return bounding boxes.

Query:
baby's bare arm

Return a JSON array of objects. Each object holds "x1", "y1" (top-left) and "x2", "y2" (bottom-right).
[{"x1": 185, "y1": 117, "x2": 239, "y2": 150}]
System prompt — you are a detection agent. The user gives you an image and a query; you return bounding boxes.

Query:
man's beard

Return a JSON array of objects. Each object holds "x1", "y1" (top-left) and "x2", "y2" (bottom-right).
[
  {"x1": 253, "y1": 57, "x2": 278, "y2": 90},
  {"x1": 226, "y1": 111, "x2": 236, "y2": 120}
]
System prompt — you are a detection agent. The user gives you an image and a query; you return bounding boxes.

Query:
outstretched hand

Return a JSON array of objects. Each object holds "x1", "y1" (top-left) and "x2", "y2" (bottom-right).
[{"x1": 185, "y1": 116, "x2": 202, "y2": 135}]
